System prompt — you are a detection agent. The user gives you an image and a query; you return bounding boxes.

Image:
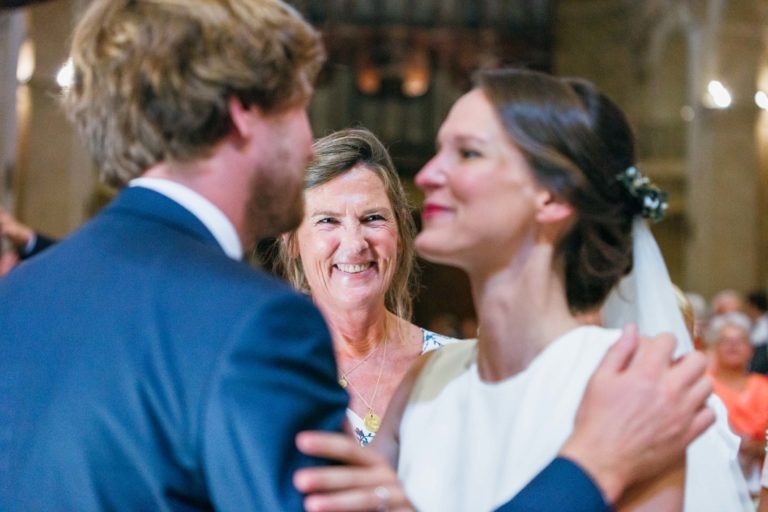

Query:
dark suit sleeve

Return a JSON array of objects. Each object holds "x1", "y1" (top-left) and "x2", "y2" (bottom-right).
[
  {"x1": 20, "y1": 233, "x2": 58, "y2": 259},
  {"x1": 494, "y1": 457, "x2": 613, "y2": 512},
  {"x1": 202, "y1": 292, "x2": 348, "y2": 511}
]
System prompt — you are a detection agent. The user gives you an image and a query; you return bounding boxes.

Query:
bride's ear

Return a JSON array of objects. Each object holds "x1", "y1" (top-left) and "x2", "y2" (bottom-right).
[{"x1": 535, "y1": 190, "x2": 573, "y2": 224}]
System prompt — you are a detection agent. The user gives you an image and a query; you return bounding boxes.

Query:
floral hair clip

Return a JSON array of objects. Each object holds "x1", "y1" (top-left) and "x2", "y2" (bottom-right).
[{"x1": 616, "y1": 166, "x2": 668, "y2": 222}]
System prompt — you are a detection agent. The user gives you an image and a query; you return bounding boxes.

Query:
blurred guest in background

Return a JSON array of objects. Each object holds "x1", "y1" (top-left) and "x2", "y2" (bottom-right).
[
  {"x1": 711, "y1": 289, "x2": 746, "y2": 316},
  {"x1": 0, "y1": 206, "x2": 56, "y2": 263},
  {"x1": 684, "y1": 290, "x2": 708, "y2": 350},
  {"x1": 747, "y1": 290, "x2": 768, "y2": 374},
  {"x1": 0, "y1": 184, "x2": 116, "y2": 276},
  {"x1": 707, "y1": 312, "x2": 768, "y2": 498}
]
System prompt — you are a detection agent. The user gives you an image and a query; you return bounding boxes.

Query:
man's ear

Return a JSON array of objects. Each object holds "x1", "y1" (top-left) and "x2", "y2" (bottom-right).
[
  {"x1": 535, "y1": 189, "x2": 574, "y2": 224},
  {"x1": 228, "y1": 96, "x2": 263, "y2": 139}
]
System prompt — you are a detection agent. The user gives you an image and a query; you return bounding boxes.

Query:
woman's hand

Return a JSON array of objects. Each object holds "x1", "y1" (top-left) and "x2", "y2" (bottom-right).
[{"x1": 294, "y1": 431, "x2": 414, "y2": 512}]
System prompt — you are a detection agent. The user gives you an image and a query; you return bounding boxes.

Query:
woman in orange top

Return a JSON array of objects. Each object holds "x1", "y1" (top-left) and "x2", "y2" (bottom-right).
[{"x1": 708, "y1": 311, "x2": 768, "y2": 496}]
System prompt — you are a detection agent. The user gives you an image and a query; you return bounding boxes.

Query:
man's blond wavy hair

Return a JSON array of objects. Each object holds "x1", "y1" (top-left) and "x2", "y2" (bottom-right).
[{"x1": 63, "y1": 0, "x2": 324, "y2": 186}]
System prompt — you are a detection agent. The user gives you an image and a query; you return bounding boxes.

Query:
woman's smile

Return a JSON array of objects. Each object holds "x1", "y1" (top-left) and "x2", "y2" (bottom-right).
[{"x1": 334, "y1": 262, "x2": 375, "y2": 274}]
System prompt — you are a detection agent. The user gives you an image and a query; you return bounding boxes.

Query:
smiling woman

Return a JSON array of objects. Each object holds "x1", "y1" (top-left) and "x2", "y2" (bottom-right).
[
  {"x1": 273, "y1": 127, "x2": 463, "y2": 446},
  {"x1": 707, "y1": 312, "x2": 768, "y2": 499}
]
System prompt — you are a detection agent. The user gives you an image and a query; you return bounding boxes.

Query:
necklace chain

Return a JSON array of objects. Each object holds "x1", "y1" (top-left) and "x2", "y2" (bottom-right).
[
  {"x1": 342, "y1": 338, "x2": 388, "y2": 432},
  {"x1": 337, "y1": 343, "x2": 381, "y2": 386}
]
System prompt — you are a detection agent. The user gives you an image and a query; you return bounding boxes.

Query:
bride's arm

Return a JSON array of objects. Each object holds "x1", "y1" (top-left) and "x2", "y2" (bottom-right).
[{"x1": 617, "y1": 465, "x2": 685, "y2": 511}]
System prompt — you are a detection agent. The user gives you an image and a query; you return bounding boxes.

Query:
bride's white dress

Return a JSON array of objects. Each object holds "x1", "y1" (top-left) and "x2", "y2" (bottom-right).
[{"x1": 397, "y1": 326, "x2": 752, "y2": 512}]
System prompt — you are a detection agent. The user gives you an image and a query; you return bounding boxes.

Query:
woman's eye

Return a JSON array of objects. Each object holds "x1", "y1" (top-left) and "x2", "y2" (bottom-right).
[
  {"x1": 459, "y1": 148, "x2": 482, "y2": 159},
  {"x1": 316, "y1": 217, "x2": 337, "y2": 225},
  {"x1": 364, "y1": 214, "x2": 386, "y2": 222}
]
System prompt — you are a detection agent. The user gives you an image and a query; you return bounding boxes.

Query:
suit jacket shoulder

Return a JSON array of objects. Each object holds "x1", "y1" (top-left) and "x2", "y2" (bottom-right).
[{"x1": 0, "y1": 187, "x2": 347, "y2": 510}]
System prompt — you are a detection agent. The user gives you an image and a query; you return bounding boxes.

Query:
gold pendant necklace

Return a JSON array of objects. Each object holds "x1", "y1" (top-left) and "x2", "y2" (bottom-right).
[
  {"x1": 344, "y1": 338, "x2": 388, "y2": 433},
  {"x1": 364, "y1": 409, "x2": 382, "y2": 432}
]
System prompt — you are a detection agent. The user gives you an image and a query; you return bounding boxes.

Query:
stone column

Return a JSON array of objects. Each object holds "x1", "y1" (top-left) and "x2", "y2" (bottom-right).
[
  {"x1": 16, "y1": 0, "x2": 93, "y2": 237},
  {"x1": 685, "y1": 0, "x2": 763, "y2": 298},
  {"x1": 0, "y1": 9, "x2": 25, "y2": 211}
]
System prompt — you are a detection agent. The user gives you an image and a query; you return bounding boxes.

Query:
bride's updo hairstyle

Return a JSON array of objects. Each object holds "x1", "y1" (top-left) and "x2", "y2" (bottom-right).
[{"x1": 476, "y1": 68, "x2": 649, "y2": 313}]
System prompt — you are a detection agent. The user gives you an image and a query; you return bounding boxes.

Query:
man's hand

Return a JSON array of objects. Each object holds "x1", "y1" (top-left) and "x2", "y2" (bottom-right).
[
  {"x1": 294, "y1": 431, "x2": 414, "y2": 512},
  {"x1": 559, "y1": 324, "x2": 714, "y2": 504}
]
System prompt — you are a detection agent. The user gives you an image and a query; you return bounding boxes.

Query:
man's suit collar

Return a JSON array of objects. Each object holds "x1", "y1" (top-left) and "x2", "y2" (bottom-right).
[
  {"x1": 129, "y1": 178, "x2": 243, "y2": 259},
  {"x1": 106, "y1": 186, "x2": 226, "y2": 257}
]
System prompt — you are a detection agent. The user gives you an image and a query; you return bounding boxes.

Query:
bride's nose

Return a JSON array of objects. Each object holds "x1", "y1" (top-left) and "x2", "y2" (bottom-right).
[{"x1": 415, "y1": 154, "x2": 445, "y2": 191}]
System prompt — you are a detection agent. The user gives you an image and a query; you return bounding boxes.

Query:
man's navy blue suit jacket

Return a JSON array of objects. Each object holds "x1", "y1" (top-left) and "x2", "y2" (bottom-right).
[{"x1": 0, "y1": 187, "x2": 347, "y2": 509}]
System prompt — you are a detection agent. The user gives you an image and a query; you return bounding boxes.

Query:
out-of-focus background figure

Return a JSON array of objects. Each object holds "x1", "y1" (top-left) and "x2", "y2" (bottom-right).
[
  {"x1": 707, "y1": 312, "x2": 768, "y2": 499},
  {"x1": 0, "y1": 205, "x2": 55, "y2": 274},
  {"x1": 747, "y1": 291, "x2": 768, "y2": 374}
]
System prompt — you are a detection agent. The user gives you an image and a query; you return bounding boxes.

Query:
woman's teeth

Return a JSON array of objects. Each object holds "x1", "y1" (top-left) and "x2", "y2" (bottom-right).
[{"x1": 335, "y1": 263, "x2": 370, "y2": 273}]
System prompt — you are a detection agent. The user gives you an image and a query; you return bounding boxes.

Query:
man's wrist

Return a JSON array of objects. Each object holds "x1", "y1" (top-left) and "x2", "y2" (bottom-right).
[{"x1": 558, "y1": 441, "x2": 625, "y2": 505}]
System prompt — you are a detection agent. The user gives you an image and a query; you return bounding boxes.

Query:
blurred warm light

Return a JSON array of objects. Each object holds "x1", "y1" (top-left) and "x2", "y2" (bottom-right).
[
  {"x1": 755, "y1": 91, "x2": 768, "y2": 110},
  {"x1": 705, "y1": 80, "x2": 732, "y2": 109},
  {"x1": 356, "y1": 65, "x2": 381, "y2": 95},
  {"x1": 56, "y1": 58, "x2": 74, "y2": 89},
  {"x1": 402, "y1": 48, "x2": 430, "y2": 97},
  {"x1": 355, "y1": 45, "x2": 381, "y2": 95},
  {"x1": 15, "y1": 39, "x2": 35, "y2": 84}
]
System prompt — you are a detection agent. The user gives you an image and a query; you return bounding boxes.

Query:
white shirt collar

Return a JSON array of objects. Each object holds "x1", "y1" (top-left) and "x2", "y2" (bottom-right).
[{"x1": 129, "y1": 177, "x2": 243, "y2": 260}]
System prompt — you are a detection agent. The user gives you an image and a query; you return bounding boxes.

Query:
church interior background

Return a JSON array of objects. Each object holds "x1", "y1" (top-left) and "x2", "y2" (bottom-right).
[{"x1": 1, "y1": 0, "x2": 766, "y2": 328}]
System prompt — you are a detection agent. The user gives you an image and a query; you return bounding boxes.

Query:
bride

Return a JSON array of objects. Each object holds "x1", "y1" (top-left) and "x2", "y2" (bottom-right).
[{"x1": 295, "y1": 68, "x2": 750, "y2": 511}]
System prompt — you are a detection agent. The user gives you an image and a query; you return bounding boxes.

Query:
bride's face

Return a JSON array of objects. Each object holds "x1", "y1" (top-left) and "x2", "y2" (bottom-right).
[{"x1": 414, "y1": 89, "x2": 546, "y2": 271}]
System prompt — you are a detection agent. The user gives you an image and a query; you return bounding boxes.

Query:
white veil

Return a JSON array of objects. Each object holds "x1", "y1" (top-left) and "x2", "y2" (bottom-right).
[
  {"x1": 602, "y1": 219, "x2": 692, "y2": 357},
  {"x1": 601, "y1": 218, "x2": 753, "y2": 511}
]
